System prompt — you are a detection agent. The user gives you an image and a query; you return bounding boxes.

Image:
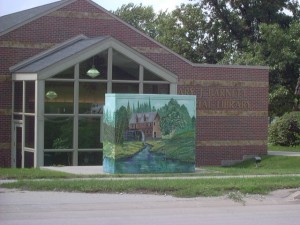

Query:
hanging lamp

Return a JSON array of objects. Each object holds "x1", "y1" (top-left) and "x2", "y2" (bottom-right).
[
  {"x1": 46, "y1": 91, "x2": 58, "y2": 100},
  {"x1": 86, "y1": 57, "x2": 100, "y2": 78}
]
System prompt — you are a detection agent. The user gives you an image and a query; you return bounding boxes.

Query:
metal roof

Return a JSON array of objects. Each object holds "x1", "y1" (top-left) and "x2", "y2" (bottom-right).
[
  {"x1": 0, "y1": 0, "x2": 73, "y2": 35},
  {"x1": 10, "y1": 35, "x2": 109, "y2": 73}
]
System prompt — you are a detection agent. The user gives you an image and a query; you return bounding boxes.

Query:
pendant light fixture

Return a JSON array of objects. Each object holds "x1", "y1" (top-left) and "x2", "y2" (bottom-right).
[
  {"x1": 46, "y1": 91, "x2": 58, "y2": 100},
  {"x1": 87, "y1": 56, "x2": 100, "y2": 78}
]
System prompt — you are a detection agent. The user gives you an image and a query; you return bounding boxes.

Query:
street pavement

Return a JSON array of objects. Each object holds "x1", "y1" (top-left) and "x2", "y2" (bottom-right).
[
  {"x1": 0, "y1": 188, "x2": 300, "y2": 225},
  {"x1": 1, "y1": 151, "x2": 299, "y2": 225}
]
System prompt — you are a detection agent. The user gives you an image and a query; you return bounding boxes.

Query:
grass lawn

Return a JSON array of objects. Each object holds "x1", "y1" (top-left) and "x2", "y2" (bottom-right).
[
  {"x1": 0, "y1": 155, "x2": 299, "y2": 198},
  {"x1": 268, "y1": 144, "x2": 300, "y2": 152}
]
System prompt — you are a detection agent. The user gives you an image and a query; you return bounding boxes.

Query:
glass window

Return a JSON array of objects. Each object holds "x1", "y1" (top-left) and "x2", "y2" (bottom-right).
[
  {"x1": 45, "y1": 82, "x2": 74, "y2": 114},
  {"x1": 14, "y1": 81, "x2": 23, "y2": 112},
  {"x1": 24, "y1": 151, "x2": 34, "y2": 168},
  {"x1": 44, "y1": 152, "x2": 72, "y2": 166},
  {"x1": 78, "y1": 151, "x2": 102, "y2": 166},
  {"x1": 112, "y1": 83, "x2": 139, "y2": 93},
  {"x1": 144, "y1": 68, "x2": 164, "y2": 81},
  {"x1": 78, "y1": 117, "x2": 102, "y2": 149},
  {"x1": 25, "y1": 81, "x2": 35, "y2": 113},
  {"x1": 52, "y1": 67, "x2": 74, "y2": 79},
  {"x1": 143, "y1": 84, "x2": 170, "y2": 94},
  {"x1": 79, "y1": 82, "x2": 106, "y2": 114},
  {"x1": 25, "y1": 116, "x2": 35, "y2": 148},
  {"x1": 79, "y1": 51, "x2": 108, "y2": 80},
  {"x1": 44, "y1": 116, "x2": 73, "y2": 149},
  {"x1": 112, "y1": 50, "x2": 139, "y2": 80}
]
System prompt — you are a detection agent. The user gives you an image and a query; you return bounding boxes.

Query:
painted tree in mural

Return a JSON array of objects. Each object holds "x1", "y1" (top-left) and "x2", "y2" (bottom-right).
[
  {"x1": 115, "y1": 106, "x2": 129, "y2": 144},
  {"x1": 159, "y1": 99, "x2": 193, "y2": 135}
]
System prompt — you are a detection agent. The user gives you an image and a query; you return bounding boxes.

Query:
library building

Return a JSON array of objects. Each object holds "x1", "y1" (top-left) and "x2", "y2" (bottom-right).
[{"x1": 0, "y1": 0, "x2": 269, "y2": 169}]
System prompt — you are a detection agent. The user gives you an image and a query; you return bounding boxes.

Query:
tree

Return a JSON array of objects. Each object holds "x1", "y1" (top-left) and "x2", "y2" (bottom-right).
[
  {"x1": 114, "y1": 3, "x2": 157, "y2": 38},
  {"x1": 115, "y1": 106, "x2": 129, "y2": 144},
  {"x1": 159, "y1": 99, "x2": 192, "y2": 135}
]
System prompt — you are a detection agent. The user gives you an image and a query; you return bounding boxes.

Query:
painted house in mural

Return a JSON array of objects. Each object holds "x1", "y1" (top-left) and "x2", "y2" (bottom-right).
[
  {"x1": 129, "y1": 112, "x2": 161, "y2": 139},
  {"x1": 0, "y1": 0, "x2": 269, "y2": 168}
]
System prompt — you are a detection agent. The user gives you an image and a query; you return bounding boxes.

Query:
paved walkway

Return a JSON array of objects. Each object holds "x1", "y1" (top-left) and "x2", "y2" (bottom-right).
[
  {"x1": 41, "y1": 151, "x2": 300, "y2": 176},
  {"x1": 268, "y1": 151, "x2": 300, "y2": 156}
]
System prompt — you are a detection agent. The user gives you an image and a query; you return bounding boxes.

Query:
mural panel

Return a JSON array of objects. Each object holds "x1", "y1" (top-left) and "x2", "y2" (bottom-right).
[{"x1": 103, "y1": 94, "x2": 196, "y2": 173}]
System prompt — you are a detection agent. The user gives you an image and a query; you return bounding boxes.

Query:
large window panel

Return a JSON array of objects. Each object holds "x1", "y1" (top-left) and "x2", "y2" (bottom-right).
[
  {"x1": 79, "y1": 82, "x2": 106, "y2": 114},
  {"x1": 78, "y1": 117, "x2": 102, "y2": 149},
  {"x1": 79, "y1": 51, "x2": 108, "y2": 80},
  {"x1": 25, "y1": 81, "x2": 35, "y2": 113},
  {"x1": 143, "y1": 84, "x2": 170, "y2": 94},
  {"x1": 112, "y1": 83, "x2": 139, "y2": 93},
  {"x1": 25, "y1": 116, "x2": 35, "y2": 148},
  {"x1": 144, "y1": 68, "x2": 164, "y2": 81},
  {"x1": 78, "y1": 151, "x2": 102, "y2": 166},
  {"x1": 44, "y1": 116, "x2": 73, "y2": 149},
  {"x1": 44, "y1": 152, "x2": 72, "y2": 166},
  {"x1": 14, "y1": 81, "x2": 23, "y2": 112},
  {"x1": 45, "y1": 81, "x2": 74, "y2": 114},
  {"x1": 52, "y1": 67, "x2": 74, "y2": 79},
  {"x1": 112, "y1": 50, "x2": 139, "y2": 80}
]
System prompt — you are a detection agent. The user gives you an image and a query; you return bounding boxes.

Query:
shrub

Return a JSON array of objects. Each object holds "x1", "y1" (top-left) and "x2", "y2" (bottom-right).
[{"x1": 269, "y1": 112, "x2": 300, "y2": 146}]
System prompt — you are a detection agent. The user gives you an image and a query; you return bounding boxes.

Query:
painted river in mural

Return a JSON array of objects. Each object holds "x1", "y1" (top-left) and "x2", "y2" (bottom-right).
[{"x1": 104, "y1": 144, "x2": 194, "y2": 173}]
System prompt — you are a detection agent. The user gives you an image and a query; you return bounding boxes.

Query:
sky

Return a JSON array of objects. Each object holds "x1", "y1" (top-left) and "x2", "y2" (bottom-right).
[{"x1": 0, "y1": 0, "x2": 192, "y2": 16}]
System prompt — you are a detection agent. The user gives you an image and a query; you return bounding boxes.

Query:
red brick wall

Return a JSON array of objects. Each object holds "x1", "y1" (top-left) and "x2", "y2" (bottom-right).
[{"x1": 0, "y1": 0, "x2": 269, "y2": 167}]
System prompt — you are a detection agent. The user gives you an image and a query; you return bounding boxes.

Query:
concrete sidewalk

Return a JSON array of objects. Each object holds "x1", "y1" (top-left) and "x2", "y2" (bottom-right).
[
  {"x1": 268, "y1": 151, "x2": 300, "y2": 157},
  {"x1": 41, "y1": 151, "x2": 300, "y2": 176}
]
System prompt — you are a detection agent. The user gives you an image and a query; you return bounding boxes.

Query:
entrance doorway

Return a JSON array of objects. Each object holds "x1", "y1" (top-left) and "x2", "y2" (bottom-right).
[{"x1": 12, "y1": 123, "x2": 22, "y2": 168}]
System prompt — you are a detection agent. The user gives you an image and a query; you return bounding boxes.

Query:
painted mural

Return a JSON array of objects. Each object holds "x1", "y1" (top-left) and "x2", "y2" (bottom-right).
[{"x1": 103, "y1": 94, "x2": 196, "y2": 174}]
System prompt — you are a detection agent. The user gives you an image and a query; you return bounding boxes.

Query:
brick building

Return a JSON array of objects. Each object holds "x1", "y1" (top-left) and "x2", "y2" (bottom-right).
[{"x1": 0, "y1": 0, "x2": 269, "y2": 168}]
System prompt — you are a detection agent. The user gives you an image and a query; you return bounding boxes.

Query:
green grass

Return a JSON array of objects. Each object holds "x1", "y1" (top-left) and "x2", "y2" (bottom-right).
[
  {"x1": 1, "y1": 176, "x2": 300, "y2": 198},
  {"x1": 0, "y1": 168, "x2": 79, "y2": 180},
  {"x1": 1, "y1": 155, "x2": 299, "y2": 198},
  {"x1": 204, "y1": 155, "x2": 300, "y2": 175},
  {"x1": 268, "y1": 144, "x2": 300, "y2": 152}
]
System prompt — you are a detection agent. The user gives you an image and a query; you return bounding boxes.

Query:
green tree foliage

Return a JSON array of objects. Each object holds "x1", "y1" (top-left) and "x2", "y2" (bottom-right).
[
  {"x1": 115, "y1": 106, "x2": 129, "y2": 144},
  {"x1": 114, "y1": 3, "x2": 157, "y2": 38},
  {"x1": 156, "y1": 4, "x2": 231, "y2": 63},
  {"x1": 269, "y1": 85, "x2": 295, "y2": 118},
  {"x1": 158, "y1": 99, "x2": 192, "y2": 135},
  {"x1": 269, "y1": 112, "x2": 300, "y2": 146},
  {"x1": 115, "y1": 1, "x2": 300, "y2": 117}
]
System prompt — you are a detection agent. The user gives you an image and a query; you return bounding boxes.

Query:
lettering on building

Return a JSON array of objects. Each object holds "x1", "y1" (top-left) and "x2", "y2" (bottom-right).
[{"x1": 178, "y1": 87, "x2": 250, "y2": 110}]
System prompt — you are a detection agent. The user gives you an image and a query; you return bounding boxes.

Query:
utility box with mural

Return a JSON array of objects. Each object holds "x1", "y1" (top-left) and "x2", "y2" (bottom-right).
[{"x1": 103, "y1": 94, "x2": 196, "y2": 174}]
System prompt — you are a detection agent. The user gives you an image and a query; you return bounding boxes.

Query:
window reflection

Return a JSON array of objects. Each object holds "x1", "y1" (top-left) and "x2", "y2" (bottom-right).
[
  {"x1": 143, "y1": 84, "x2": 169, "y2": 94},
  {"x1": 112, "y1": 83, "x2": 139, "y2": 93},
  {"x1": 25, "y1": 81, "x2": 35, "y2": 113},
  {"x1": 25, "y1": 116, "x2": 35, "y2": 148},
  {"x1": 44, "y1": 116, "x2": 73, "y2": 149},
  {"x1": 79, "y1": 51, "x2": 108, "y2": 80},
  {"x1": 45, "y1": 82, "x2": 74, "y2": 114},
  {"x1": 78, "y1": 117, "x2": 102, "y2": 149},
  {"x1": 112, "y1": 50, "x2": 139, "y2": 80},
  {"x1": 14, "y1": 81, "x2": 23, "y2": 112},
  {"x1": 78, "y1": 151, "x2": 102, "y2": 165},
  {"x1": 52, "y1": 67, "x2": 74, "y2": 79},
  {"x1": 79, "y1": 82, "x2": 106, "y2": 114},
  {"x1": 44, "y1": 152, "x2": 72, "y2": 166}
]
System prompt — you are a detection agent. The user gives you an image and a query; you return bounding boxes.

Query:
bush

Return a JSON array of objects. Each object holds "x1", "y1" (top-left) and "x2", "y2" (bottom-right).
[{"x1": 269, "y1": 112, "x2": 300, "y2": 146}]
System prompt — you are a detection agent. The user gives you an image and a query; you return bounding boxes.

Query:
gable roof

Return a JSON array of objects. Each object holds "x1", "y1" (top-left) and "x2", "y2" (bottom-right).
[
  {"x1": 10, "y1": 35, "x2": 109, "y2": 73},
  {"x1": 0, "y1": 0, "x2": 76, "y2": 35},
  {"x1": 129, "y1": 112, "x2": 159, "y2": 124},
  {"x1": 1, "y1": 0, "x2": 269, "y2": 70},
  {"x1": 10, "y1": 34, "x2": 177, "y2": 82}
]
